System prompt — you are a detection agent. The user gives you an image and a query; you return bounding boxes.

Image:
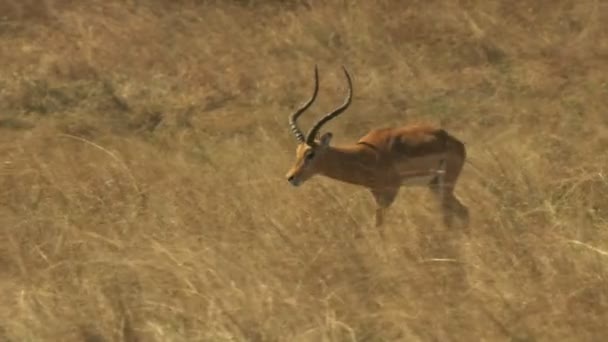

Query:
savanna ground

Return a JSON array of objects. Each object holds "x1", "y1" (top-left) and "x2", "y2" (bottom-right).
[{"x1": 0, "y1": 0, "x2": 607, "y2": 341}]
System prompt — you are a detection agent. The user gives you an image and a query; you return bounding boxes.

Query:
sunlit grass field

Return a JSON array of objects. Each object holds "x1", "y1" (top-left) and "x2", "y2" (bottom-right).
[{"x1": 0, "y1": 1, "x2": 607, "y2": 340}]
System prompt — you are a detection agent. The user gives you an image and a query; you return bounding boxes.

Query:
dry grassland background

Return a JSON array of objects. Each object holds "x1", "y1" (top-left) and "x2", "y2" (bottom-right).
[{"x1": 1, "y1": 0, "x2": 608, "y2": 341}]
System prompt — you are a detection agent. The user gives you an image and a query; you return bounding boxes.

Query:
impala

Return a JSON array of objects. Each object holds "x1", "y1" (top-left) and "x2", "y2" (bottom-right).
[{"x1": 285, "y1": 65, "x2": 469, "y2": 230}]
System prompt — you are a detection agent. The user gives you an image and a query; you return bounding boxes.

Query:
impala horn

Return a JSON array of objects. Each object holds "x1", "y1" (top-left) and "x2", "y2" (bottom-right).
[
  {"x1": 305, "y1": 65, "x2": 353, "y2": 145},
  {"x1": 288, "y1": 65, "x2": 319, "y2": 143}
]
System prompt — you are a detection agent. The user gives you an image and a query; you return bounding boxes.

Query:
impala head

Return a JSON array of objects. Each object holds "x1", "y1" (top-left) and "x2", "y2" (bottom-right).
[{"x1": 285, "y1": 65, "x2": 353, "y2": 187}]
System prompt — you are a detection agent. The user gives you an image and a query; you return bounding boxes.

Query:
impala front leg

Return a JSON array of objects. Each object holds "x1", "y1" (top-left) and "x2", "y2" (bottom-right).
[
  {"x1": 371, "y1": 186, "x2": 399, "y2": 231},
  {"x1": 375, "y1": 208, "x2": 385, "y2": 227}
]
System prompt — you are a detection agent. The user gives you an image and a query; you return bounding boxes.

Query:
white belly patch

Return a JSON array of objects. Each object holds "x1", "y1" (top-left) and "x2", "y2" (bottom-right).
[
  {"x1": 400, "y1": 174, "x2": 437, "y2": 186},
  {"x1": 394, "y1": 155, "x2": 447, "y2": 187}
]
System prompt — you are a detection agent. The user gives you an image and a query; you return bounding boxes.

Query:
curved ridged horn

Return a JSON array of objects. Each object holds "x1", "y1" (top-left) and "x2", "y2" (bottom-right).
[
  {"x1": 289, "y1": 65, "x2": 319, "y2": 143},
  {"x1": 306, "y1": 65, "x2": 352, "y2": 145}
]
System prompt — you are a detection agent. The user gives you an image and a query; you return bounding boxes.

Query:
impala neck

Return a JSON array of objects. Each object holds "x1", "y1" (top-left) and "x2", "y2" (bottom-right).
[{"x1": 315, "y1": 143, "x2": 377, "y2": 187}]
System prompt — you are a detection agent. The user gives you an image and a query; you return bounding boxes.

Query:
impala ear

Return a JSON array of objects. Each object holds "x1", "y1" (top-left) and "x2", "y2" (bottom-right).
[{"x1": 319, "y1": 132, "x2": 333, "y2": 146}]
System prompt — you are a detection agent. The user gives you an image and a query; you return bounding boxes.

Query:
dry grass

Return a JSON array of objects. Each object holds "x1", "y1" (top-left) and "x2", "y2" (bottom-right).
[{"x1": 1, "y1": 0, "x2": 608, "y2": 340}]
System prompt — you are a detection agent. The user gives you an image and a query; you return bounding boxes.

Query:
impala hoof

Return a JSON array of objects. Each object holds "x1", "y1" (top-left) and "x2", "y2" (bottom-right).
[{"x1": 287, "y1": 176, "x2": 301, "y2": 187}]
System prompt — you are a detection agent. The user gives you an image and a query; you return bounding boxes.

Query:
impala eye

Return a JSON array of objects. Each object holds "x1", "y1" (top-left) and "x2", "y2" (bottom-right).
[{"x1": 305, "y1": 151, "x2": 315, "y2": 160}]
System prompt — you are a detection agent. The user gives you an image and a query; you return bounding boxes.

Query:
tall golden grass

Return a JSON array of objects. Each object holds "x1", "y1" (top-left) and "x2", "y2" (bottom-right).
[{"x1": 0, "y1": 0, "x2": 607, "y2": 340}]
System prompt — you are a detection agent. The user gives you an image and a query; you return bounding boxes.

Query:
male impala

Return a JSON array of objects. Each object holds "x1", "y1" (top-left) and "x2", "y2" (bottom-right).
[{"x1": 285, "y1": 65, "x2": 469, "y2": 229}]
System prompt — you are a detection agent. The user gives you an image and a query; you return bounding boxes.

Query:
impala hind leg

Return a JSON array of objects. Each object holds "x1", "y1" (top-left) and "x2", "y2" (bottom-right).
[
  {"x1": 371, "y1": 187, "x2": 399, "y2": 233},
  {"x1": 429, "y1": 159, "x2": 469, "y2": 228}
]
